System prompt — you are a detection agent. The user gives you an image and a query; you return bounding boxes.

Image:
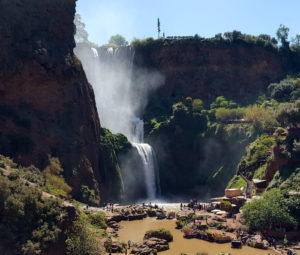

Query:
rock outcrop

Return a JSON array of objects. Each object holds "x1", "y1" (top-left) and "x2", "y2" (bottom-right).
[
  {"x1": 135, "y1": 40, "x2": 287, "y2": 104},
  {"x1": 0, "y1": 0, "x2": 101, "y2": 200}
]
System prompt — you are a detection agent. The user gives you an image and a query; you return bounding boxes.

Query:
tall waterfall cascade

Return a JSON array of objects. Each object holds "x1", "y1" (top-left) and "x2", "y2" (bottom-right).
[{"x1": 74, "y1": 45, "x2": 161, "y2": 199}]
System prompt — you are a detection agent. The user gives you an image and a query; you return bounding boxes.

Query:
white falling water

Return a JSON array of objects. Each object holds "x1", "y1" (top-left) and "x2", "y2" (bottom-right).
[
  {"x1": 74, "y1": 44, "x2": 163, "y2": 199},
  {"x1": 130, "y1": 117, "x2": 158, "y2": 199},
  {"x1": 133, "y1": 143, "x2": 157, "y2": 199}
]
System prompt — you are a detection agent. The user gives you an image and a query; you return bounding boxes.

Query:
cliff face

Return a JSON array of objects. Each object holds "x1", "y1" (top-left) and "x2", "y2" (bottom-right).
[
  {"x1": 136, "y1": 40, "x2": 289, "y2": 199},
  {"x1": 135, "y1": 41, "x2": 286, "y2": 104},
  {"x1": 0, "y1": 0, "x2": 101, "y2": 200}
]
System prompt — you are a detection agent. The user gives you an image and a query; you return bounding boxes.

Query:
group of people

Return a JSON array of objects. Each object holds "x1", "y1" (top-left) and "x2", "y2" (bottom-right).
[{"x1": 103, "y1": 202, "x2": 115, "y2": 212}]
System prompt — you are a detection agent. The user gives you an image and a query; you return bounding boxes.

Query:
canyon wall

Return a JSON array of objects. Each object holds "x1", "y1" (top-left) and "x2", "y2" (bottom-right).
[
  {"x1": 0, "y1": 0, "x2": 103, "y2": 200},
  {"x1": 134, "y1": 40, "x2": 287, "y2": 105},
  {"x1": 135, "y1": 39, "x2": 292, "y2": 199}
]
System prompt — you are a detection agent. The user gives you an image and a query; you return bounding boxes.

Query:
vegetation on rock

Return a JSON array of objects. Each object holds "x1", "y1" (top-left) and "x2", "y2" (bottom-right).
[
  {"x1": 144, "y1": 229, "x2": 173, "y2": 242},
  {"x1": 0, "y1": 159, "x2": 63, "y2": 254}
]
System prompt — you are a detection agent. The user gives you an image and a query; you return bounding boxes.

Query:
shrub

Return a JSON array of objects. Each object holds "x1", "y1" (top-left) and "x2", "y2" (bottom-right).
[
  {"x1": 8, "y1": 170, "x2": 19, "y2": 181},
  {"x1": 241, "y1": 189, "x2": 296, "y2": 231},
  {"x1": 210, "y1": 96, "x2": 237, "y2": 109},
  {"x1": 65, "y1": 214, "x2": 100, "y2": 255},
  {"x1": 184, "y1": 97, "x2": 193, "y2": 107},
  {"x1": 0, "y1": 155, "x2": 18, "y2": 168},
  {"x1": 215, "y1": 107, "x2": 245, "y2": 122},
  {"x1": 276, "y1": 100, "x2": 300, "y2": 126},
  {"x1": 209, "y1": 221, "x2": 224, "y2": 230},
  {"x1": 227, "y1": 175, "x2": 246, "y2": 189},
  {"x1": 192, "y1": 98, "x2": 204, "y2": 112},
  {"x1": 144, "y1": 229, "x2": 173, "y2": 242},
  {"x1": 21, "y1": 165, "x2": 45, "y2": 187},
  {"x1": 0, "y1": 175, "x2": 63, "y2": 254},
  {"x1": 220, "y1": 200, "x2": 232, "y2": 212},
  {"x1": 80, "y1": 185, "x2": 98, "y2": 205},
  {"x1": 268, "y1": 79, "x2": 296, "y2": 102},
  {"x1": 44, "y1": 157, "x2": 72, "y2": 197},
  {"x1": 238, "y1": 136, "x2": 275, "y2": 172},
  {"x1": 244, "y1": 105, "x2": 278, "y2": 131},
  {"x1": 89, "y1": 212, "x2": 107, "y2": 230}
]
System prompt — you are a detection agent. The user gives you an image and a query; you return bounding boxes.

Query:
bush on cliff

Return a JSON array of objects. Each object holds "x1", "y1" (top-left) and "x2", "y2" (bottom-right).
[
  {"x1": 89, "y1": 211, "x2": 107, "y2": 230},
  {"x1": 65, "y1": 214, "x2": 100, "y2": 255},
  {"x1": 276, "y1": 100, "x2": 300, "y2": 126},
  {"x1": 238, "y1": 135, "x2": 275, "y2": 175},
  {"x1": 244, "y1": 105, "x2": 278, "y2": 131},
  {"x1": 0, "y1": 174, "x2": 63, "y2": 254},
  {"x1": 144, "y1": 229, "x2": 173, "y2": 242},
  {"x1": 210, "y1": 96, "x2": 238, "y2": 110},
  {"x1": 226, "y1": 175, "x2": 246, "y2": 189},
  {"x1": 241, "y1": 189, "x2": 296, "y2": 231},
  {"x1": 269, "y1": 78, "x2": 300, "y2": 102},
  {"x1": 215, "y1": 107, "x2": 245, "y2": 122},
  {"x1": 44, "y1": 156, "x2": 72, "y2": 197}
]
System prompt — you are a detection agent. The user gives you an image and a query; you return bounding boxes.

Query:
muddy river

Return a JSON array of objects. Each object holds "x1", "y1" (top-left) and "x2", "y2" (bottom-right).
[{"x1": 118, "y1": 217, "x2": 278, "y2": 255}]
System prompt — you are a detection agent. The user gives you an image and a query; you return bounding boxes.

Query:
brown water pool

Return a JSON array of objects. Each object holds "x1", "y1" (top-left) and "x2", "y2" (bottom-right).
[{"x1": 118, "y1": 217, "x2": 278, "y2": 255}]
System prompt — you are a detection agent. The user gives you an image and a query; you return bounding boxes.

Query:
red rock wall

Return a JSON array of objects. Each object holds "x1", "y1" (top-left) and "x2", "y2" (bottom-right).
[
  {"x1": 0, "y1": 0, "x2": 101, "y2": 199},
  {"x1": 135, "y1": 41, "x2": 286, "y2": 103}
]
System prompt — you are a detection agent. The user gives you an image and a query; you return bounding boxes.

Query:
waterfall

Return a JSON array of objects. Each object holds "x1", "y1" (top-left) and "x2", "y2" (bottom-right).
[
  {"x1": 74, "y1": 44, "x2": 162, "y2": 200},
  {"x1": 133, "y1": 143, "x2": 157, "y2": 199},
  {"x1": 130, "y1": 118, "x2": 160, "y2": 199}
]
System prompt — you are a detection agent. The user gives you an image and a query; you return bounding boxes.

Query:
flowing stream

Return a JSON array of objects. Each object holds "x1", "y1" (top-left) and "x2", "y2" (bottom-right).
[{"x1": 74, "y1": 45, "x2": 161, "y2": 199}]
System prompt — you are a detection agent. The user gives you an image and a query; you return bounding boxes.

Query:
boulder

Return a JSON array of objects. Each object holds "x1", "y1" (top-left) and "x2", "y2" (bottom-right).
[
  {"x1": 111, "y1": 240, "x2": 123, "y2": 253},
  {"x1": 128, "y1": 213, "x2": 147, "y2": 221},
  {"x1": 131, "y1": 243, "x2": 153, "y2": 255},
  {"x1": 176, "y1": 209, "x2": 194, "y2": 220},
  {"x1": 107, "y1": 213, "x2": 127, "y2": 222},
  {"x1": 107, "y1": 220, "x2": 120, "y2": 230},
  {"x1": 247, "y1": 235, "x2": 269, "y2": 249},
  {"x1": 143, "y1": 238, "x2": 169, "y2": 252}
]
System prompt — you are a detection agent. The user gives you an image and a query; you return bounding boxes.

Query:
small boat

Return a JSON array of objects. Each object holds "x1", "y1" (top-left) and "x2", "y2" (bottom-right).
[
  {"x1": 156, "y1": 213, "x2": 166, "y2": 220},
  {"x1": 231, "y1": 240, "x2": 242, "y2": 248},
  {"x1": 167, "y1": 211, "x2": 176, "y2": 219}
]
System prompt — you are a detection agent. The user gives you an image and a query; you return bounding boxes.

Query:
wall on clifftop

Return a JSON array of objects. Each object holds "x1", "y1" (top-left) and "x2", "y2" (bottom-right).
[{"x1": 0, "y1": 0, "x2": 102, "y2": 201}]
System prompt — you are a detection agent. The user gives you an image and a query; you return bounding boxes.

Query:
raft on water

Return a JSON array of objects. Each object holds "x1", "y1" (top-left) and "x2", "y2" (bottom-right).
[{"x1": 231, "y1": 240, "x2": 242, "y2": 248}]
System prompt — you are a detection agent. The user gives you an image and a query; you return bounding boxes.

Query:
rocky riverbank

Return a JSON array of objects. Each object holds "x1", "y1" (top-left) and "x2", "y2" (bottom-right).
[{"x1": 83, "y1": 203, "x2": 299, "y2": 255}]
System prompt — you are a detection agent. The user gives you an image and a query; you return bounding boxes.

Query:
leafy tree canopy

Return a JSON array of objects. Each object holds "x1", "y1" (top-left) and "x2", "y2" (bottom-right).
[
  {"x1": 241, "y1": 189, "x2": 296, "y2": 231},
  {"x1": 276, "y1": 24, "x2": 290, "y2": 48},
  {"x1": 108, "y1": 34, "x2": 128, "y2": 47},
  {"x1": 74, "y1": 14, "x2": 89, "y2": 43}
]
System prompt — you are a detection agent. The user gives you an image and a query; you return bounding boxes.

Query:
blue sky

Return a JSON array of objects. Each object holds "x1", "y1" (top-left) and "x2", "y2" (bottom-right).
[{"x1": 76, "y1": 0, "x2": 300, "y2": 46}]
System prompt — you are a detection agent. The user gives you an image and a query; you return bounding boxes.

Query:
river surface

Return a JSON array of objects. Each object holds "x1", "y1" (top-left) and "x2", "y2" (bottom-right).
[{"x1": 118, "y1": 217, "x2": 277, "y2": 255}]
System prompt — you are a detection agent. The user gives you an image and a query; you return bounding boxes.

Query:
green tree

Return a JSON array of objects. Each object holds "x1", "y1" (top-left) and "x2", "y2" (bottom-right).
[
  {"x1": 65, "y1": 214, "x2": 99, "y2": 255},
  {"x1": 210, "y1": 96, "x2": 237, "y2": 109},
  {"x1": 276, "y1": 24, "x2": 290, "y2": 48},
  {"x1": 276, "y1": 100, "x2": 300, "y2": 126},
  {"x1": 74, "y1": 14, "x2": 89, "y2": 43},
  {"x1": 291, "y1": 34, "x2": 300, "y2": 51},
  {"x1": 241, "y1": 189, "x2": 296, "y2": 231},
  {"x1": 0, "y1": 175, "x2": 62, "y2": 254},
  {"x1": 108, "y1": 34, "x2": 128, "y2": 47}
]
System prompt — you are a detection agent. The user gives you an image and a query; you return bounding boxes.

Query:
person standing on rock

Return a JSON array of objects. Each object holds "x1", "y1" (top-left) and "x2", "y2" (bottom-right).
[{"x1": 128, "y1": 240, "x2": 131, "y2": 249}]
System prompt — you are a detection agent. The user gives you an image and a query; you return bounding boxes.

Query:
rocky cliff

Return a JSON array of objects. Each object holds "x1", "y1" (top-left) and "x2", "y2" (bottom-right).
[
  {"x1": 134, "y1": 39, "x2": 287, "y2": 105},
  {"x1": 0, "y1": 0, "x2": 102, "y2": 201},
  {"x1": 135, "y1": 39, "x2": 292, "y2": 199}
]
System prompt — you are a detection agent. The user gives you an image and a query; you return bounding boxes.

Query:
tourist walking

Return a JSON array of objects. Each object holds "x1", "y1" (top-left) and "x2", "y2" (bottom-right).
[{"x1": 128, "y1": 240, "x2": 131, "y2": 249}]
